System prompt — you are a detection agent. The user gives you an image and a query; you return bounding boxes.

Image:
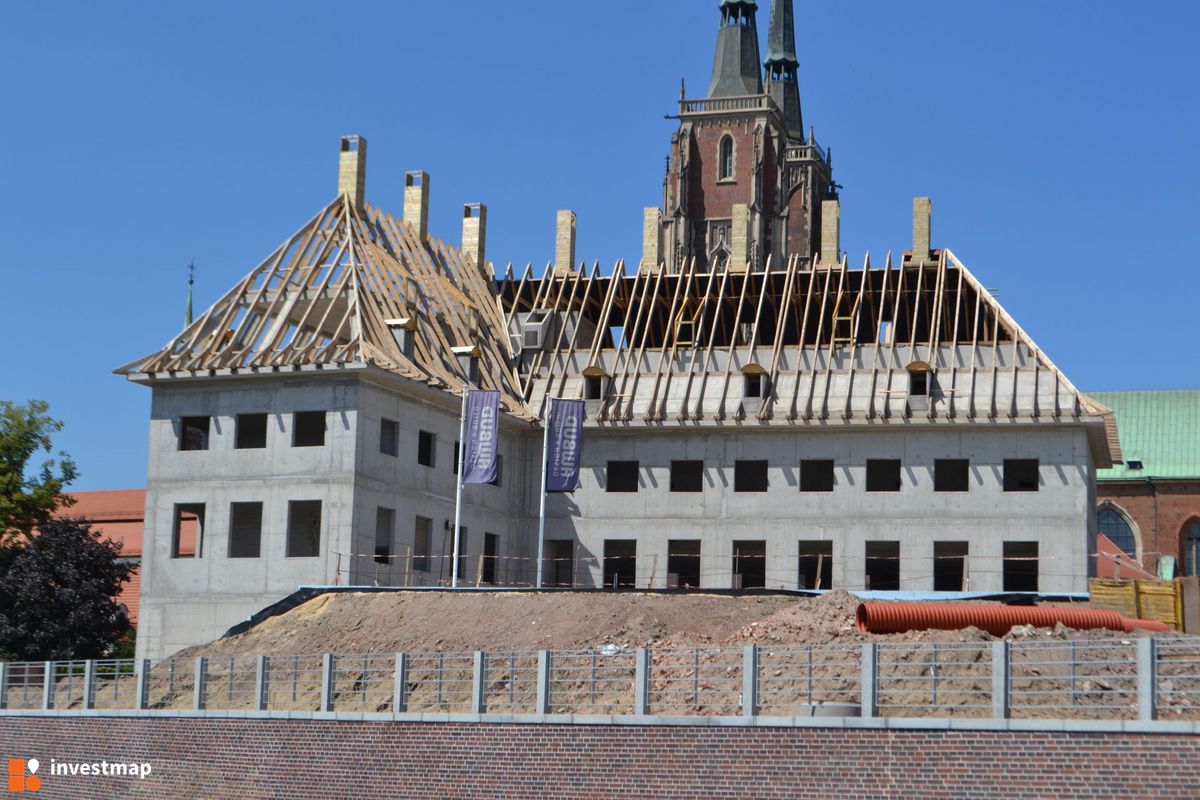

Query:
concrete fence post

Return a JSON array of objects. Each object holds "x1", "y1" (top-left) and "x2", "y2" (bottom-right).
[
  {"x1": 42, "y1": 662, "x2": 55, "y2": 711},
  {"x1": 193, "y1": 657, "x2": 207, "y2": 711},
  {"x1": 83, "y1": 660, "x2": 97, "y2": 710},
  {"x1": 991, "y1": 641, "x2": 1011, "y2": 719},
  {"x1": 320, "y1": 654, "x2": 336, "y2": 713},
  {"x1": 472, "y1": 651, "x2": 488, "y2": 714},
  {"x1": 860, "y1": 644, "x2": 878, "y2": 718},
  {"x1": 135, "y1": 659, "x2": 150, "y2": 710},
  {"x1": 1137, "y1": 638, "x2": 1158, "y2": 721},
  {"x1": 393, "y1": 653, "x2": 409, "y2": 713},
  {"x1": 255, "y1": 656, "x2": 270, "y2": 711},
  {"x1": 742, "y1": 645, "x2": 759, "y2": 717},
  {"x1": 536, "y1": 651, "x2": 552, "y2": 715},
  {"x1": 0, "y1": 661, "x2": 7, "y2": 711},
  {"x1": 634, "y1": 648, "x2": 651, "y2": 716}
]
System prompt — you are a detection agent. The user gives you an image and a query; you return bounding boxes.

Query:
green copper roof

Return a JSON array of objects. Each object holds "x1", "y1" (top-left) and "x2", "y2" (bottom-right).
[
  {"x1": 765, "y1": 0, "x2": 797, "y2": 66},
  {"x1": 1090, "y1": 390, "x2": 1200, "y2": 481}
]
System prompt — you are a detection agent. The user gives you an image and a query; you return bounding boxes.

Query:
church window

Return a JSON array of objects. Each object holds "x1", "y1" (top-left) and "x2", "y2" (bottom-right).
[
  {"x1": 718, "y1": 135, "x2": 734, "y2": 180},
  {"x1": 1097, "y1": 506, "x2": 1136, "y2": 559}
]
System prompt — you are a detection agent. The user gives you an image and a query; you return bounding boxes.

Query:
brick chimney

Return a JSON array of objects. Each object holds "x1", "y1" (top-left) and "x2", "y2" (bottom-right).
[
  {"x1": 404, "y1": 171, "x2": 430, "y2": 239},
  {"x1": 819, "y1": 198, "x2": 840, "y2": 267},
  {"x1": 462, "y1": 203, "x2": 487, "y2": 274},
  {"x1": 640, "y1": 207, "x2": 661, "y2": 272},
  {"x1": 912, "y1": 197, "x2": 932, "y2": 263},
  {"x1": 338, "y1": 136, "x2": 366, "y2": 209},
  {"x1": 730, "y1": 203, "x2": 751, "y2": 270},
  {"x1": 556, "y1": 210, "x2": 576, "y2": 272}
]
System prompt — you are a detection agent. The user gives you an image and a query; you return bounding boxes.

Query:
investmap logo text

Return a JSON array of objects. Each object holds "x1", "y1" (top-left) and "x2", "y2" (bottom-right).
[{"x1": 6, "y1": 759, "x2": 40, "y2": 793}]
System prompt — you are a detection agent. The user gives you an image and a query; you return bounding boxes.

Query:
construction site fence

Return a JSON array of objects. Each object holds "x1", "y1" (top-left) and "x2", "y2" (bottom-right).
[{"x1": 3, "y1": 638, "x2": 1199, "y2": 722}]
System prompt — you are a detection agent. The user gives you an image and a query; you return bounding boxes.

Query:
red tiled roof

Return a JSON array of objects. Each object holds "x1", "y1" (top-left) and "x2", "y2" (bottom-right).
[{"x1": 56, "y1": 489, "x2": 145, "y2": 625}]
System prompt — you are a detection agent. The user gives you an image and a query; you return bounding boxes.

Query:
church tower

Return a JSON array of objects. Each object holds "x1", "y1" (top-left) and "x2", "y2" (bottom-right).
[{"x1": 654, "y1": 0, "x2": 837, "y2": 273}]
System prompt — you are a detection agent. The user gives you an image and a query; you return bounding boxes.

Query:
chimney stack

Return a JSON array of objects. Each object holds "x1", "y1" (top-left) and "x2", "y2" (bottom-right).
[
  {"x1": 730, "y1": 203, "x2": 751, "y2": 270},
  {"x1": 640, "y1": 207, "x2": 661, "y2": 272},
  {"x1": 404, "y1": 171, "x2": 430, "y2": 239},
  {"x1": 338, "y1": 135, "x2": 366, "y2": 209},
  {"x1": 555, "y1": 210, "x2": 576, "y2": 272},
  {"x1": 819, "y1": 198, "x2": 840, "y2": 267},
  {"x1": 912, "y1": 197, "x2": 932, "y2": 263},
  {"x1": 462, "y1": 203, "x2": 488, "y2": 275}
]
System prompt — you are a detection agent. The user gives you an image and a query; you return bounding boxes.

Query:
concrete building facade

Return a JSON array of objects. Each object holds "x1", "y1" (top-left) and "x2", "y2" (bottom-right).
[{"x1": 120, "y1": 1, "x2": 1120, "y2": 659}]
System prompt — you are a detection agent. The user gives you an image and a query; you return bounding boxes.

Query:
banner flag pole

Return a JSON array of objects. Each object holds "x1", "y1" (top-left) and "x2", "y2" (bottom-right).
[
  {"x1": 536, "y1": 397, "x2": 552, "y2": 589},
  {"x1": 451, "y1": 384, "x2": 468, "y2": 589}
]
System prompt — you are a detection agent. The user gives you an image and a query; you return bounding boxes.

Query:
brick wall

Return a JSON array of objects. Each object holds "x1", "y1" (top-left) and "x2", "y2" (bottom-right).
[
  {"x1": 1, "y1": 717, "x2": 1198, "y2": 799},
  {"x1": 1098, "y1": 480, "x2": 1200, "y2": 569}
]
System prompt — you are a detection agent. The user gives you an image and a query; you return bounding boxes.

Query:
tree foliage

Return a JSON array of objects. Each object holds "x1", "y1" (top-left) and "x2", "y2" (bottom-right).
[
  {"x1": 0, "y1": 519, "x2": 135, "y2": 661},
  {"x1": 0, "y1": 400, "x2": 78, "y2": 543}
]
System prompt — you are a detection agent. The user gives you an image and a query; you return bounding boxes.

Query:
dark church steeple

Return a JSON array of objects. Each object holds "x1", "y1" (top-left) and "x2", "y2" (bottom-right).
[
  {"x1": 707, "y1": 1, "x2": 763, "y2": 97},
  {"x1": 764, "y1": 0, "x2": 803, "y2": 140}
]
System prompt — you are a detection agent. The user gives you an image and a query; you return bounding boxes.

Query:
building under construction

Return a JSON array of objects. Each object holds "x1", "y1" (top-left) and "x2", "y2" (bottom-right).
[{"x1": 119, "y1": 0, "x2": 1120, "y2": 660}]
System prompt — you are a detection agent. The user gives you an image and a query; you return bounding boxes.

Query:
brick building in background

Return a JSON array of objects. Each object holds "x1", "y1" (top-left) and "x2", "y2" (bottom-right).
[
  {"x1": 56, "y1": 489, "x2": 145, "y2": 626},
  {"x1": 1089, "y1": 390, "x2": 1200, "y2": 578}
]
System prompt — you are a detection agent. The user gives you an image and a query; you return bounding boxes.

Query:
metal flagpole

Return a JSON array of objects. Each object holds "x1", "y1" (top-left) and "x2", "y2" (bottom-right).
[
  {"x1": 536, "y1": 397, "x2": 552, "y2": 589},
  {"x1": 451, "y1": 385, "x2": 468, "y2": 589}
]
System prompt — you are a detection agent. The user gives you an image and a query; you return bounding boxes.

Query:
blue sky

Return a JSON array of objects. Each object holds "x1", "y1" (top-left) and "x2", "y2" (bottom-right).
[{"x1": 2, "y1": 1, "x2": 1198, "y2": 491}]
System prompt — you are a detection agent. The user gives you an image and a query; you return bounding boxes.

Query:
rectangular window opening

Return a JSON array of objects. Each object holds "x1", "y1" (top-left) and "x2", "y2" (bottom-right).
[
  {"x1": 292, "y1": 411, "x2": 326, "y2": 447},
  {"x1": 584, "y1": 375, "x2": 604, "y2": 400},
  {"x1": 286, "y1": 500, "x2": 322, "y2": 558},
  {"x1": 1003, "y1": 542, "x2": 1039, "y2": 592},
  {"x1": 604, "y1": 539, "x2": 637, "y2": 588},
  {"x1": 482, "y1": 533, "x2": 499, "y2": 585},
  {"x1": 235, "y1": 414, "x2": 267, "y2": 450},
  {"x1": 934, "y1": 459, "x2": 970, "y2": 492},
  {"x1": 865, "y1": 541, "x2": 900, "y2": 590},
  {"x1": 413, "y1": 516, "x2": 432, "y2": 572},
  {"x1": 375, "y1": 507, "x2": 395, "y2": 565},
  {"x1": 670, "y1": 460, "x2": 704, "y2": 493},
  {"x1": 171, "y1": 503, "x2": 205, "y2": 558},
  {"x1": 1003, "y1": 459, "x2": 1040, "y2": 492},
  {"x1": 606, "y1": 460, "x2": 640, "y2": 493},
  {"x1": 865, "y1": 459, "x2": 902, "y2": 492},
  {"x1": 933, "y1": 541, "x2": 968, "y2": 592},
  {"x1": 800, "y1": 459, "x2": 835, "y2": 492},
  {"x1": 743, "y1": 373, "x2": 765, "y2": 399},
  {"x1": 228, "y1": 502, "x2": 262, "y2": 559},
  {"x1": 453, "y1": 440, "x2": 460, "y2": 475},
  {"x1": 798, "y1": 541, "x2": 833, "y2": 590},
  {"x1": 667, "y1": 540, "x2": 701, "y2": 588},
  {"x1": 417, "y1": 430, "x2": 436, "y2": 467},
  {"x1": 380, "y1": 419, "x2": 399, "y2": 457},
  {"x1": 734, "y1": 459, "x2": 769, "y2": 492},
  {"x1": 546, "y1": 540, "x2": 575, "y2": 587},
  {"x1": 179, "y1": 416, "x2": 210, "y2": 451},
  {"x1": 456, "y1": 527, "x2": 469, "y2": 582},
  {"x1": 732, "y1": 540, "x2": 766, "y2": 589}
]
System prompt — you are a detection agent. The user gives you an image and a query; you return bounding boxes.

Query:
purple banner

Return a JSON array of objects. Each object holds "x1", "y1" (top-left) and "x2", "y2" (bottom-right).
[
  {"x1": 462, "y1": 389, "x2": 500, "y2": 485},
  {"x1": 546, "y1": 398, "x2": 584, "y2": 493}
]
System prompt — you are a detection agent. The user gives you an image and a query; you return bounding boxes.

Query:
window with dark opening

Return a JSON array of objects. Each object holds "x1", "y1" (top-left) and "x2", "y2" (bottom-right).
[
  {"x1": 584, "y1": 375, "x2": 604, "y2": 400},
  {"x1": 934, "y1": 459, "x2": 970, "y2": 492},
  {"x1": 909, "y1": 370, "x2": 928, "y2": 396},
  {"x1": 413, "y1": 516, "x2": 432, "y2": 572},
  {"x1": 718, "y1": 135, "x2": 734, "y2": 180},
  {"x1": 453, "y1": 441, "x2": 460, "y2": 475},
  {"x1": 604, "y1": 539, "x2": 637, "y2": 588},
  {"x1": 933, "y1": 541, "x2": 968, "y2": 592},
  {"x1": 375, "y1": 507, "x2": 394, "y2": 565},
  {"x1": 482, "y1": 533, "x2": 499, "y2": 585},
  {"x1": 179, "y1": 417, "x2": 210, "y2": 451},
  {"x1": 228, "y1": 502, "x2": 262, "y2": 559},
  {"x1": 1184, "y1": 521, "x2": 1200, "y2": 577},
  {"x1": 286, "y1": 500, "x2": 322, "y2": 558},
  {"x1": 380, "y1": 418, "x2": 399, "y2": 457},
  {"x1": 292, "y1": 411, "x2": 326, "y2": 447},
  {"x1": 734, "y1": 460, "x2": 769, "y2": 492},
  {"x1": 417, "y1": 430, "x2": 435, "y2": 467},
  {"x1": 800, "y1": 459, "x2": 835, "y2": 492},
  {"x1": 733, "y1": 540, "x2": 766, "y2": 589},
  {"x1": 866, "y1": 459, "x2": 902, "y2": 492},
  {"x1": 667, "y1": 540, "x2": 701, "y2": 588},
  {"x1": 235, "y1": 414, "x2": 267, "y2": 449},
  {"x1": 546, "y1": 540, "x2": 574, "y2": 587},
  {"x1": 1097, "y1": 507, "x2": 1136, "y2": 558},
  {"x1": 456, "y1": 527, "x2": 469, "y2": 582},
  {"x1": 1003, "y1": 459, "x2": 1039, "y2": 492},
  {"x1": 743, "y1": 373, "x2": 765, "y2": 398},
  {"x1": 171, "y1": 504, "x2": 205, "y2": 558},
  {"x1": 1003, "y1": 541, "x2": 1039, "y2": 592},
  {"x1": 606, "y1": 460, "x2": 640, "y2": 493},
  {"x1": 798, "y1": 541, "x2": 833, "y2": 590},
  {"x1": 865, "y1": 541, "x2": 900, "y2": 590},
  {"x1": 670, "y1": 460, "x2": 704, "y2": 492}
]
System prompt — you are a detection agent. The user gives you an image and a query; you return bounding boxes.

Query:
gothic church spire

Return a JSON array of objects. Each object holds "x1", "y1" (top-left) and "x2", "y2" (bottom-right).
[
  {"x1": 707, "y1": 1, "x2": 763, "y2": 98},
  {"x1": 764, "y1": 0, "x2": 803, "y2": 140}
]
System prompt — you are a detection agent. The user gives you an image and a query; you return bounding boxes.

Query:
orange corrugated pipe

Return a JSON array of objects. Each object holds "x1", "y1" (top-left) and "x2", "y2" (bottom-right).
[{"x1": 855, "y1": 602, "x2": 1170, "y2": 636}]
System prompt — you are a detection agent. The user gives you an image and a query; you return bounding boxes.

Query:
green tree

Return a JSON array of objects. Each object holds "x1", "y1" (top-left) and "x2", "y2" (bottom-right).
[
  {"x1": 0, "y1": 400, "x2": 77, "y2": 543},
  {"x1": 0, "y1": 519, "x2": 135, "y2": 660}
]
